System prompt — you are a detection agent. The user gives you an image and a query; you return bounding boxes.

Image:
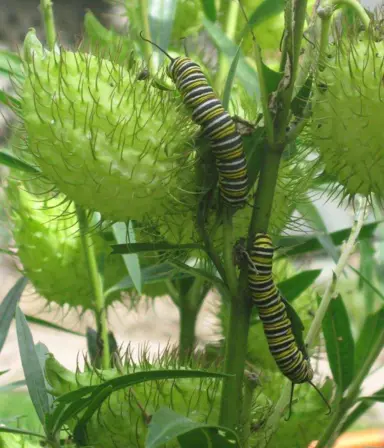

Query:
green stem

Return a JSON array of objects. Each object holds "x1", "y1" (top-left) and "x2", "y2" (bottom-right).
[
  {"x1": 40, "y1": 0, "x2": 57, "y2": 50},
  {"x1": 139, "y1": 0, "x2": 154, "y2": 72},
  {"x1": 330, "y1": 0, "x2": 370, "y2": 28},
  {"x1": 317, "y1": 8, "x2": 332, "y2": 72},
  {"x1": 241, "y1": 372, "x2": 259, "y2": 447},
  {"x1": 274, "y1": 0, "x2": 309, "y2": 145},
  {"x1": 215, "y1": 1, "x2": 239, "y2": 94},
  {"x1": 76, "y1": 205, "x2": 110, "y2": 370},
  {"x1": 249, "y1": 147, "x2": 283, "y2": 238},
  {"x1": 219, "y1": 273, "x2": 252, "y2": 430},
  {"x1": 179, "y1": 277, "x2": 205, "y2": 364},
  {"x1": 223, "y1": 209, "x2": 238, "y2": 296},
  {"x1": 219, "y1": 208, "x2": 252, "y2": 430}
]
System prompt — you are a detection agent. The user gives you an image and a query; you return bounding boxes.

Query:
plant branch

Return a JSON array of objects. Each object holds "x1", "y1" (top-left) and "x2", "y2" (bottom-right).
[
  {"x1": 76, "y1": 205, "x2": 110, "y2": 370},
  {"x1": 139, "y1": 0, "x2": 154, "y2": 72},
  {"x1": 329, "y1": 0, "x2": 370, "y2": 28},
  {"x1": 248, "y1": 147, "x2": 283, "y2": 238},
  {"x1": 40, "y1": 0, "x2": 57, "y2": 50}
]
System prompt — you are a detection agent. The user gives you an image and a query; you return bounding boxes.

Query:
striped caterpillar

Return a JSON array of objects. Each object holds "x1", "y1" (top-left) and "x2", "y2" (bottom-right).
[
  {"x1": 140, "y1": 33, "x2": 249, "y2": 208},
  {"x1": 247, "y1": 233, "x2": 331, "y2": 417}
]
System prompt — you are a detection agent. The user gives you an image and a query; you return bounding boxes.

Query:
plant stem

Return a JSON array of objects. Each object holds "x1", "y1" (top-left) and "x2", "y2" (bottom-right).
[
  {"x1": 219, "y1": 208, "x2": 252, "y2": 430},
  {"x1": 40, "y1": 0, "x2": 57, "y2": 50},
  {"x1": 305, "y1": 198, "x2": 367, "y2": 347},
  {"x1": 330, "y1": 0, "x2": 370, "y2": 28},
  {"x1": 139, "y1": 0, "x2": 154, "y2": 72},
  {"x1": 76, "y1": 205, "x2": 110, "y2": 370},
  {"x1": 260, "y1": 197, "x2": 368, "y2": 447},
  {"x1": 223, "y1": 209, "x2": 238, "y2": 296},
  {"x1": 241, "y1": 371, "x2": 259, "y2": 447},
  {"x1": 274, "y1": 0, "x2": 309, "y2": 145},
  {"x1": 215, "y1": 0, "x2": 239, "y2": 94},
  {"x1": 317, "y1": 7, "x2": 332, "y2": 72},
  {"x1": 249, "y1": 147, "x2": 283, "y2": 238},
  {"x1": 219, "y1": 274, "x2": 252, "y2": 430},
  {"x1": 178, "y1": 277, "x2": 205, "y2": 364}
]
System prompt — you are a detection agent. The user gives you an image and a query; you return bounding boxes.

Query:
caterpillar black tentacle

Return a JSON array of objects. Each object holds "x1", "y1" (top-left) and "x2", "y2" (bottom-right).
[
  {"x1": 140, "y1": 33, "x2": 249, "y2": 207},
  {"x1": 248, "y1": 233, "x2": 331, "y2": 417}
]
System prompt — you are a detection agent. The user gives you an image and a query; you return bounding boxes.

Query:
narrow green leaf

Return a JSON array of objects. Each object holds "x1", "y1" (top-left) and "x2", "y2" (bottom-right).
[
  {"x1": 277, "y1": 270, "x2": 321, "y2": 302},
  {"x1": 243, "y1": 127, "x2": 265, "y2": 189},
  {"x1": 25, "y1": 315, "x2": 85, "y2": 336},
  {"x1": 0, "y1": 369, "x2": 9, "y2": 376},
  {"x1": 53, "y1": 370, "x2": 228, "y2": 433},
  {"x1": 282, "y1": 297, "x2": 306, "y2": 355},
  {"x1": 0, "y1": 90, "x2": 20, "y2": 109},
  {"x1": 322, "y1": 295, "x2": 355, "y2": 393},
  {"x1": 296, "y1": 201, "x2": 339, "y2": 262},
  {"x1": 104, "y1": 262, "x2": 185, "y2": 297},
  {"x1": 359, "y1": 394, "x2": 384, "y2": 402},
  {"x1": 203, "y1": 18, "x2": 259, "y2": 98},
  {"x1": 0, "y1": 277, "x2": 28, "y2": 352},
  {"x1": 110, "y1": 241, "x2": 202, "y2": 254},
  {"x1": 146, "y1": 408, "x2": 240, "y2": 448},
  {"x1": 0, "y1": 50, "x2": 23, "y2": 78},
  {"x1": 354, "y1": 308, "x2": 384, "y2": 374},
  {"x1": 240, "y1": 0, "x2": 285, "y2": 36},
  {"x1": 350, "y1": 264, "x2": 384, "y2": 301},
  {"x1": 222, "y1": 44, "x2": 241, "y2": 110},
  {"x1": 0, "y1": 426, "x2": 45, "y2": 439},
  {"x1": 15, "y1": 307, "x2": 51, "y2": 425},
  {"x1": 278, "y1": 221, "x2": 380, "y2": 257},
  {"x1": 112, "y1": 222, "x2": 142, "y2": 294},
  {"x1": 0, "y1": 379, "x2": 26, "y2": 392},
  {"x1": 359, "y1": 239, "x2": 375, "y2": 312},
  {"x1": 291, "y1": 75, "x2": 313, "y2": 117},
  {"x1": 34, "y1": 342, "x2": 54, "y2": 408},
  {"x1": 0, "y1": 150, "x2": 40, "y2": 174},
  {"x1": 168, "y1": 259, "x2": 229, "y2": 300},
  {"x1": 340, "y1": 385, "x2": 384, "y2": 433},
  {"x1": 200, "y1": 0, "x2": 216, "y2": 22},
  {"x1": 73, "y1": 385, "x2": 114, "y2": 445}
]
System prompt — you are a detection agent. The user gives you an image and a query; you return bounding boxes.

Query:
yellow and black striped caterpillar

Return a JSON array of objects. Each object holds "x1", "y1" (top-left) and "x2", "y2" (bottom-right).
[
  {"x1": 140, "y1": 33, "x2": 249, "y2": 207},
  {"x1": 248, "y1": 233, "x2": 330, "y2": 416}
]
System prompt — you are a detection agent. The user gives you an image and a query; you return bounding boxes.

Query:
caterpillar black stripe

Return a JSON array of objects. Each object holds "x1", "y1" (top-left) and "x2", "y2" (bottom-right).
[
  {"x1": 140, "y1": 33, "x2": 248, "y2": 207},
  {"x1": 248, "y1": 233, "x2": 331, "y2": 416}
]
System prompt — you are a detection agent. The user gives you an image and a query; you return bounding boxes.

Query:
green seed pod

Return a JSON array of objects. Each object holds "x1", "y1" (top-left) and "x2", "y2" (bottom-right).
[
  {"x1": 45, "y1": 353, "x2": 222, "y2": 448},
  {"x1": 7, "y1": 177, "x2": 126, "y2": 309},
  {"x1": 0, "y1": 433, "x2": 40, "y2": 448},
  {"x1": 21, "y1": 30, "x2": 196, "y2": 222},
  {"x1": 312, "y1": 36, "x2": 384, "y2": 198}
]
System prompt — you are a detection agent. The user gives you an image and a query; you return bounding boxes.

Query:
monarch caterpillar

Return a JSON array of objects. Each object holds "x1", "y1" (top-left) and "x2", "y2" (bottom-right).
[
  {"x1": 247, "y1": 233, "x2": 331, "y2": 417},
  {"x1": 140, "y1": 32, "x2": 249, "y2": 207}
]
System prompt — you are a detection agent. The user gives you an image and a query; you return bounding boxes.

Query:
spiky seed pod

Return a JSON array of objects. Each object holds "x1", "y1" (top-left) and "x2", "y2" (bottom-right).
[
  {"x1": 21, "y1": 30, "x2": 197, "y2": 222},
  {"x1": 312, "y1": 35, "x2": 384, "y2": 198},
  {"x1": 45, "y1": 353, "x2": 222, "y2": 448},
  {"x1": 0, "y1": 433, "x2": 41, "y2": 448},
  {"x1": 6, "y1": 177, "x2": 126, "y2": 309}
]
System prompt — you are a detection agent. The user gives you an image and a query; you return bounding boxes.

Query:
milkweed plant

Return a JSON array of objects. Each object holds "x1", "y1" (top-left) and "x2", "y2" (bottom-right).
[{"x1": 0, "y1": 0, "x2": 384, "y2": 447}]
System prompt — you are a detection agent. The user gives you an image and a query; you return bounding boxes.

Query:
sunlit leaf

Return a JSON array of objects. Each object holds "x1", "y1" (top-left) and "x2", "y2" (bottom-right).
[
  {"x1": 322, "y1": 294, "x2": 355, "y2": 393},
  {"x1": 112, "y1": 221, "x2": 142, "y2": 294},
  {"x1": 15, "y1": 307, "x2": 51, "y2": 425},
  {"x1": 0, "y1": 277, "x2": 28, "y2": 353},
  {"x1": 146, "y1": 408, "x2": 240, "y2": 448}
]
